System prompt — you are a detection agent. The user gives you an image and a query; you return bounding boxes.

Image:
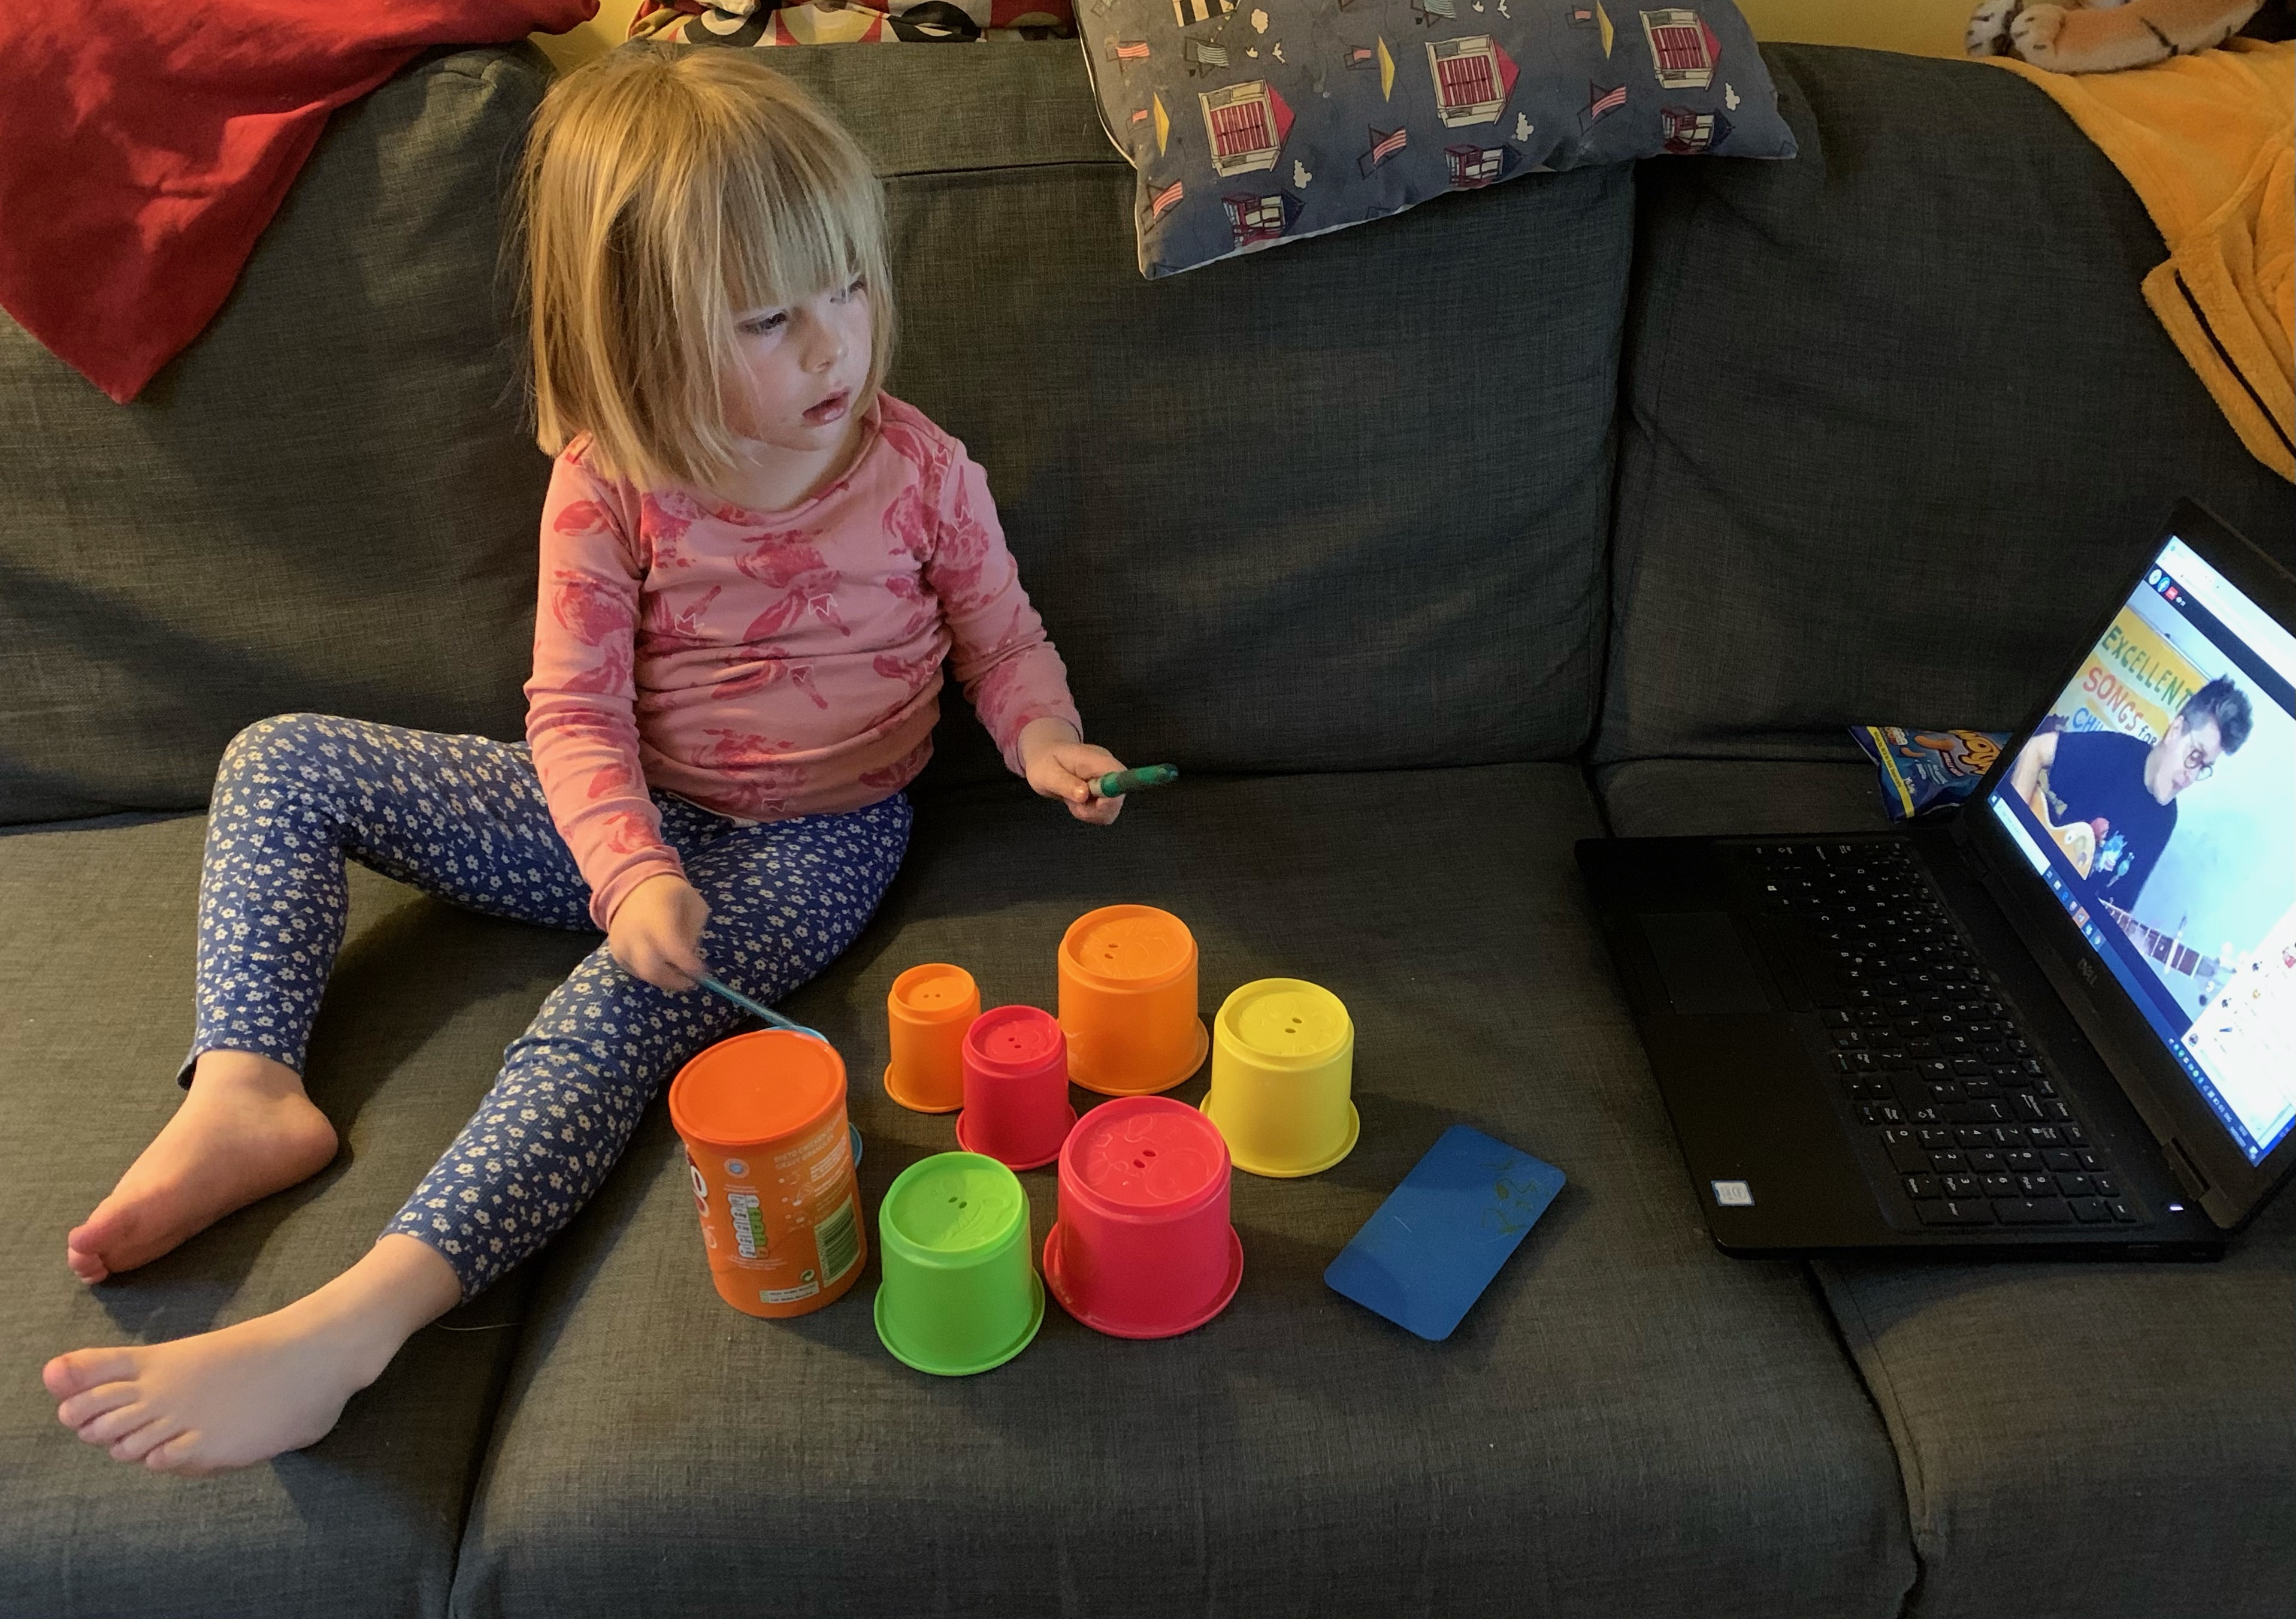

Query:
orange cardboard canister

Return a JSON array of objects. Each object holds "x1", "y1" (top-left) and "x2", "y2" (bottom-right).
[
  {"x1": 670, "y1": 1029, "x2": 867, "y2": 1319},
  {"x1": 1057, "y1": 905, "x2": 1209, "y2": 1096}
]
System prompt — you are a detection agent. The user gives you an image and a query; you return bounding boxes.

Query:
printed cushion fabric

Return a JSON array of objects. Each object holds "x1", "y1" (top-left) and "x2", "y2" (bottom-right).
[
  {"x1": 643, "y1": 0, "x2": 1075, "y2": 45},
  {"x1": 1081, "y1": 0, "x2": 1792, "y2": 276}
]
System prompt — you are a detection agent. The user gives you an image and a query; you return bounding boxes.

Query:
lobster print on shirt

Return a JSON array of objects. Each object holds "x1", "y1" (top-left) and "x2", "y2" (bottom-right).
[{"x1": 522, "y1": 394, "x2": 1081, "y2": 930}]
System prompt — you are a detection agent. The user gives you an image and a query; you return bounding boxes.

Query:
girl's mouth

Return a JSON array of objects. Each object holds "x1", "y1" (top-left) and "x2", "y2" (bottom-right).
[{"x1": 803, "y1": 390, "x2": 850, "y2": 426}]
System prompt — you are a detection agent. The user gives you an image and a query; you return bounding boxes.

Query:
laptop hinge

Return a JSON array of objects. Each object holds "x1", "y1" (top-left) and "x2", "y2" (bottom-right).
[{"x1": 2165, "y1": 1137, "x2": 2212, "y2": 1200}]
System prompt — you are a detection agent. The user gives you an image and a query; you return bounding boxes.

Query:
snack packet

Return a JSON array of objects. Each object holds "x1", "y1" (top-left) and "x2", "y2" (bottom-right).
[{"x1": 1850, "y1": 726, "x2": 2010, "y2": 821}]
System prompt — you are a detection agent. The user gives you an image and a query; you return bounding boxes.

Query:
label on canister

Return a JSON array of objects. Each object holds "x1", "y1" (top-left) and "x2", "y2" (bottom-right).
[
  {"x1": 671, "y1": 1028, "x2": 867, "y2": 1319},
  {"x1": 684, "y1": 1120, "x2": 863, "y2": 1314}
]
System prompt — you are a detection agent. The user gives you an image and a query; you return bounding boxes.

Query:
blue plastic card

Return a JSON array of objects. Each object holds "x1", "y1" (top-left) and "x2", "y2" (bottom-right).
[{"x1": 1323, "y1": 1125, "x2": 1565, "y2": 1341}]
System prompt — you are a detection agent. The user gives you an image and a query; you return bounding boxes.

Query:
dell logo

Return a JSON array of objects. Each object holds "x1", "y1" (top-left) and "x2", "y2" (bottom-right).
[{"x1": 2077, "y1": 958, "x2": 2098, "y2": 985}]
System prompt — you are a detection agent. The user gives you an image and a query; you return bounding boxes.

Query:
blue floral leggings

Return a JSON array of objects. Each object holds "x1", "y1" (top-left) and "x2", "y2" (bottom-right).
[{"x1": 189, "y1": 714, "x2": 910, "y2": 1299}]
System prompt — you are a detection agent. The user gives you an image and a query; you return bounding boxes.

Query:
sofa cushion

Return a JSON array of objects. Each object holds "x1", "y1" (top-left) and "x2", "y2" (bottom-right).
[
  {"x1": 0, "y1": 814, "x2": 595, "y2": 1619},
  {"x1": 450, "y1": 765, "x2": 1913, "y2": 1619},
  {"x1": 1596, "y1": 757, "x2": 1893, "y2": 837},
  {"x1": 1598, "y1": 755, "x2": 2296, "y2": 1619},
  {"x1": 1818, "y1": 1218, "x2": 2296, "y2": 1619},
  {"x1": 0, "y1": 47, "x2": 553, "y2": 826},
  {"x1": 1597, "y1": 43, "x2": 2296, "y2": 769},
  {"x1": 1077, "y1": 0, "x2": 1793, "y2": 277},
  {"x1": 758, "y1": 44, "x2": 1633, "y2": 790}
]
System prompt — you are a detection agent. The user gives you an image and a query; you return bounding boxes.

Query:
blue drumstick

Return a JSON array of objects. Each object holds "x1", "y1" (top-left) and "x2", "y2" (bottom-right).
[{"x1": 697, "y1": 974, "x2": 828, "y2": 1042}]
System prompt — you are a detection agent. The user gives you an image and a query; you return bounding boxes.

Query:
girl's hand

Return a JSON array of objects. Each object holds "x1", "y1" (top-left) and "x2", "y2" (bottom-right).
[
  {"x1": 607, "y1": 872, "x2": 710, "y2": 992},
  {"x1": 1018, "y1": 718, "x2": 1127, "y2": 826}
]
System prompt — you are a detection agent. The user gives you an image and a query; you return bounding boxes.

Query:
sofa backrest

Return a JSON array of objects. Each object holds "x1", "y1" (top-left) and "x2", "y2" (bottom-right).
[
  {"x1": 0, "y1": 47, "x2": 556, "y2": 824},
  {"x1": 776, "y1": 43, "x2": 1633, "y2": 791},
  {"x1": 1597, "y1": 44, "x2": 2296, "y2": 769},
  {"x1": 0, "y1": 42, "x2": 1636, "y2": 825}
]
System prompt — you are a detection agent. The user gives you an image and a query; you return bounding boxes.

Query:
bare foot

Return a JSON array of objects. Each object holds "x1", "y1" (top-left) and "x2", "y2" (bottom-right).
[
  {"x1": 44, "y1": 1235, "x2": 462, "y2": 1475},
  {"x1": 67, "y1": 1051, "x2": 337, "y2": 1283}
]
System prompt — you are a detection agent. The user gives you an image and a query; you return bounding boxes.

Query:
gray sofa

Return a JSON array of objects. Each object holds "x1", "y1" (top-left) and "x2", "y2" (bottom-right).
[{"x1": 2, "y1": 38, "x2": 2289, "y2": 1619}]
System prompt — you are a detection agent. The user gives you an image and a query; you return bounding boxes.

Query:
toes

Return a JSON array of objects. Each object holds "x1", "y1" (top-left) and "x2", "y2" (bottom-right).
[
  {"x1": 140, "y1": 1430, "x2": 208, "y2": 1473},
  {"x1": 43, "y1": 1347, "x2": 138, "y2": 1400},
  {"x1": 68, "y1": 1202, "x2": 134, "y2": 1255},
  {"x1": 65, "y1": 1247, "x2": 111, "y2": 1285},
  {"x1": 56, "y1": 1379, "x2": 141, "y2": 1428},
  {"x1": 66, "y1": 1207, "x2": 140, "y2": 1278},
  {"x1": 77, "y1": 1401, "x2": 160, "y2": 1446},
  {"x1": 110, "y1": 1415, "x2": 184, "y2": 1465}
]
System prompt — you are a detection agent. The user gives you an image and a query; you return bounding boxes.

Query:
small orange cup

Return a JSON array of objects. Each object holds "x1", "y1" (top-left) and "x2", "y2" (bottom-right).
[
  {"x1": 670, "y1": 1029, "x2": 866, "y2": 1318},
  {"x1": 885, "y1": 963, "x2": 979, "y2": 1113},
  {"x1": 1057, "y1": 905, "x2": 1209, "y2": 1097}
]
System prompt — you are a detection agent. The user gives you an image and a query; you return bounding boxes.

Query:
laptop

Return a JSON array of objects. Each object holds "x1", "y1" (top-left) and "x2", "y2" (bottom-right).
[{"x1": 1578, "y1": 500, "x2": 2296, "y2": 1258}]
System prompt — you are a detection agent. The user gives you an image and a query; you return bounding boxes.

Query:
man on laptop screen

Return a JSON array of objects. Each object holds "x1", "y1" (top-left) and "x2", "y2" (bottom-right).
[
  {"x1": 2005, "y1": 676, "x2": 2252, "y2": 908},
  {"x1": 1986, "y1": 536, "x2": 2296, "y2": 1168}
]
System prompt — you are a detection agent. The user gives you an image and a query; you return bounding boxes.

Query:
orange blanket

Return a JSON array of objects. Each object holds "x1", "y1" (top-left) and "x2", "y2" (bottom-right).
[{"x1": 1989, "y1": 40, "x2": 2295, "y2": 482}]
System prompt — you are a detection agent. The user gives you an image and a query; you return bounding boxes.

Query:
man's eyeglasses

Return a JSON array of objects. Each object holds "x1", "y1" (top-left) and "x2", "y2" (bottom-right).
[{"x1": 2180, "y1": 745, "x2": 2217, "y2": 782}]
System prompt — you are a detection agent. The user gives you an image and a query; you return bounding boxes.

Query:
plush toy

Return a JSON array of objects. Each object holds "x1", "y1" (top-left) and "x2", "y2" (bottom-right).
[{"x1": 1968, "y1": 0, "x2": 2289, "y2": 72}]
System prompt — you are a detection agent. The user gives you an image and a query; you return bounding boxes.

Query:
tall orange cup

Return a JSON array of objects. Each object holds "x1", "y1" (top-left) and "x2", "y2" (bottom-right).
[
  {"x1": 670, "y1": 1029, "x2": 866, "y2": 1318},
  {"x1": 884, "y1": 962, "x2": 979, "y2": 1113},
  {"x1": 1057, "y1": 905, "x2": 1208, "y2": 1096}
]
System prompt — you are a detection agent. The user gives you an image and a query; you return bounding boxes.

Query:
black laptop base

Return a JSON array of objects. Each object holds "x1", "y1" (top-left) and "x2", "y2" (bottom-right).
[{"x1": 1579, "y1": 826, "x2": 2227, "y2": 1262}]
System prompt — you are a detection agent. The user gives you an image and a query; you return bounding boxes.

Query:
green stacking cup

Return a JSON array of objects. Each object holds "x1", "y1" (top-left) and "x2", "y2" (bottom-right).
[{"x1": 874, "y1": 1152, "x2": 1045, "y2": 1376}]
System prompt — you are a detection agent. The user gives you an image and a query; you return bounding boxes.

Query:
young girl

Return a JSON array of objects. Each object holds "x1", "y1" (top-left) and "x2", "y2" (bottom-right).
[{"x1": 43, "y1": 45, "x2": 1129, "y2": 1475}]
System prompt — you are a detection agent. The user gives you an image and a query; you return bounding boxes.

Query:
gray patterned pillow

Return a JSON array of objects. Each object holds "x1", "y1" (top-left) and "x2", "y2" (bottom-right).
[{"x1": 1081, "y1": 0, "x2": 1793, "y2": 275}]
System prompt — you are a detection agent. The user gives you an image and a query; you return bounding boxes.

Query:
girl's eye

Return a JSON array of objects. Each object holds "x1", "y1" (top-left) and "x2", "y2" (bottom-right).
[
  {"x1": 834, "y1": 275, "x2": 866, "y2": 303},
  {"x1": 740, "y1": 312, "x2": 786, "y2": 336}
]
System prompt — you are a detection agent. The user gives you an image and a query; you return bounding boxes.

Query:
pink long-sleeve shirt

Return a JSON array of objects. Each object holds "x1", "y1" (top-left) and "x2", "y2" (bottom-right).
[{"x1": 525, "y1": 394, "x2": 1081, "y2": 929}]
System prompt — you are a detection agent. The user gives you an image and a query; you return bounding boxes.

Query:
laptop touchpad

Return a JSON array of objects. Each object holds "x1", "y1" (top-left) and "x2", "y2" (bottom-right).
[{"x1": 1636, "y1": 913, "x2": 1781, "y2": 1015}]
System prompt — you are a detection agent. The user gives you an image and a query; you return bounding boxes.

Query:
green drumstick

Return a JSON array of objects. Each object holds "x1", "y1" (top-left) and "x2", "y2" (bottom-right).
[{"x1": 1091, "y1": 763, "x2": 1179, "y2": 799}]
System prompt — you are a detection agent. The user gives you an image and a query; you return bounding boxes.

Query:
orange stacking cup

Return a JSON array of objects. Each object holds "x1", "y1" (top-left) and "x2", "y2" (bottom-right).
[
  {"x1": 1057, "y1": 905, "x2": 1209, "y2": 1096},
  {"x1": 884, "y1": 963, "x2": 979, "y2": 1113},
  {"x1": 669, "y1": 1029, "x2": 867, "y2": 1319}
]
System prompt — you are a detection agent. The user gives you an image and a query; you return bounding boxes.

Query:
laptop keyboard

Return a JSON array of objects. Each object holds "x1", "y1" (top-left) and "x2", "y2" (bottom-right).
[{"x1": 1747, "y1": 840, "x2": 2141, "y2": 1230}]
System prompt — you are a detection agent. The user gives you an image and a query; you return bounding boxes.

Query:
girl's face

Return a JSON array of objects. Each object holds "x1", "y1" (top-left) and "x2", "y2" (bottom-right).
[{"x1": 724, "y1": 273, "x2": 872, "y2": 460}]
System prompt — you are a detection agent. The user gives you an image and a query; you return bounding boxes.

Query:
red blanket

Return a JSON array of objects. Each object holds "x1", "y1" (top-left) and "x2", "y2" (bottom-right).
[{"x1": 0, "y1": 2, "x2": 595, "y2": 403}]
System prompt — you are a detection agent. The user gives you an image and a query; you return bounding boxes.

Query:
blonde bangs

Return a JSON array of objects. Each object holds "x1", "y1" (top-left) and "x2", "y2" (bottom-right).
[{"x1": 519, "y1": 46, "x2": 894, "y2": 492}]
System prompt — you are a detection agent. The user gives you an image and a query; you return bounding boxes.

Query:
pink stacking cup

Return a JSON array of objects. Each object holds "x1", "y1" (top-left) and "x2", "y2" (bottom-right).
[
  {"x1": 1043, "y1": 1095, "x2": 1243, "y2": 1339},
  {"x1": 953, "y1": 1005, "x2": 1077, "y2": 1171}
]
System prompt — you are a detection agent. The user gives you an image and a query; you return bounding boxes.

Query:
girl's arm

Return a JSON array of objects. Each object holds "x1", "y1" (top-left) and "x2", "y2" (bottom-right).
[
  {"x1": 926, "y1": 449, "x2": 1124, "y2": 823},
  {"x1": 524, "y1": 452, "x2": 691, "y2": 931}
]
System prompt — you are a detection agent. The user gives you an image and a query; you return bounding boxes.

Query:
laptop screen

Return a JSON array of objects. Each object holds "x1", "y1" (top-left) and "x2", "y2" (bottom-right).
[{"x1": 1984, "y1": 533, "x2": 2296, "y2": 1167}]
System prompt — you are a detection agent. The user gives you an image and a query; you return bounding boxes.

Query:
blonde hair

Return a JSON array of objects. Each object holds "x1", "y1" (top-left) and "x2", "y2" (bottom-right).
[{"x1": 518, "y1": 46, "x2": 894, "y2": 491}]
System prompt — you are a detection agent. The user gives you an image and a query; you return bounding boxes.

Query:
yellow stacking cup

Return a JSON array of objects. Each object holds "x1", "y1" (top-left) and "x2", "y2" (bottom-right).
[{"x1": 1200, "y1": 978, "x2": 1359, "y2": 1177}]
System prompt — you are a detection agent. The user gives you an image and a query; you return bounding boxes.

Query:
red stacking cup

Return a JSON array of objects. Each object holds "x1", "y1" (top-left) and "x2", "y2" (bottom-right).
[
  {"x1": 954, "y1": 1005, "x2": 1078, "y2": 1171},
  {"x1": 1043, "y1": 1095, "x2": 1244, "y2": 1339}
]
